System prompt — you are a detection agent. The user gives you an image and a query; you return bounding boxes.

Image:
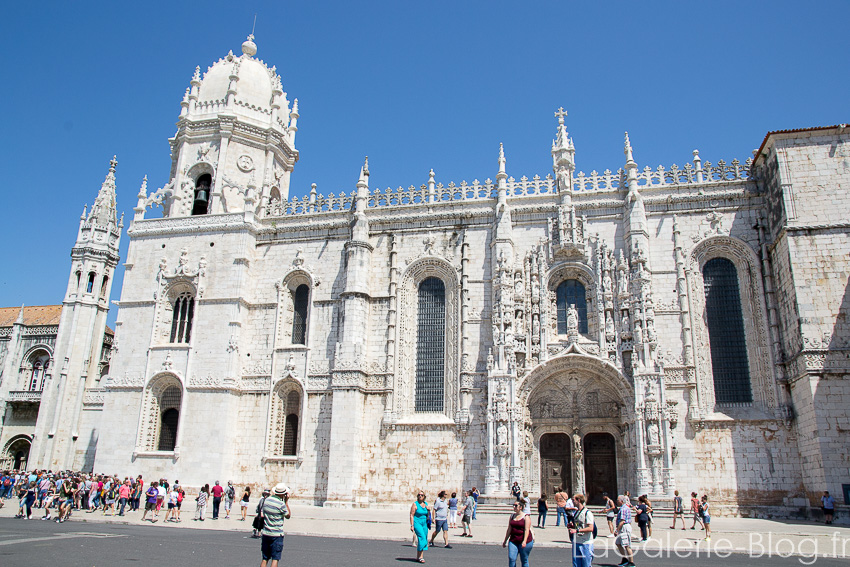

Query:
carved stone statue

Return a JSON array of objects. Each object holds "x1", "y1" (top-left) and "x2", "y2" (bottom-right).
[
  {"x1": 621, "y1": 311, "x2": 631, "y2": 335},
  {"x1": 497, "y1": 423, "x2": 508, "y2": 447},
  {"x1": 618, "y1": 272, "x2": 628, "y2": 295},
  {"x1": 647, "y1": 420, "x2": 660, "y2": 446},
  {"x1": 532, "y1": 314, "x2": 540, "y2": 336},
  {"x1": 634, "y1": 323, "x2": 643, "y2": 345},
  {"x1": 603, "y1": 271, "x2": 613, "y2": 293},
  {"x1": 556, "y1": 165, "x2": 570, "y2": 191},
  {"x1": 531, "y1": 275, "x2": 540, "y2": 302},
  {"x1": 605, "y1": 312, "x2": 615, "y2": 341},
  {"x1": 567, "y1": 304, "x2": 579, "y2": 334},
  {"x1": 515, "y1": 310, "x2": 525, "y2": 335},
  {"x1": 514, "y1": 273, "x2": 524, "y2": 298},
  {"x1": 647, "y1": 320, "x2": 657, "y2": 344},
  {"x1": 572, "y1": 428, "x2": 582, "y2": 452}
]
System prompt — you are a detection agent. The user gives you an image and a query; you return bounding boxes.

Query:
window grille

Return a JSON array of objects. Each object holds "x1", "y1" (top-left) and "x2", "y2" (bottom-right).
[
  {"x1": 556, "y1": 280, "x2": 588, "y2": 334},
  {"x1": 169, "y1": 294, "x2": 195, "y2": 344},
  {"x1": 703, "y1": 258, "x2": 752, "y2": 404},
  {"x1": 292, "y1": 284, "x2": 309, "y2": 345},
  {"x1": 283, "y1": 414, "x2": 299, "y2": 456},
  {"x1": 157, "y1": 386, "x2": 182, "y2": 451},
  {"x1": 415, "y1": 277, "x2": 446, "y2": 412}
]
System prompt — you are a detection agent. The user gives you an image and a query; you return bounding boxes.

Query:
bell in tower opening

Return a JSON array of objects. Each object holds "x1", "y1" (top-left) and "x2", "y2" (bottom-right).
[{"x1": 192, "y1": 174, "x2": 211, "y2": 216}]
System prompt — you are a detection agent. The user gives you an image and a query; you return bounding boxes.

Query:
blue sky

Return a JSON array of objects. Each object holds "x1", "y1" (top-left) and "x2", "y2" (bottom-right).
[{"x1": 2, "y1": 1, "x2": 848, "y2": 327}]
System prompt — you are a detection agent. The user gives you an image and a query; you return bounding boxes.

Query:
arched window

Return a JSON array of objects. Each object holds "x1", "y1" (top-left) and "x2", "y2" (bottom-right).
[
  {"x1": 703, "y1": 258, "x2": 752, "y2": 404},
  {"x1": 556, "y1": 279, "x2": 588, "y2": 334},
  {"x1": 140, "y1": 376, "x2": 183, "y2": 452},
  {"x1": 415, "y1": 277, "x2": 446, "y2": 412},
  {"x1": 192, "y1": 174, "x2": 212, "y2": 216},
  {"x1": 269, "y1": 383, "x2": 301, "y2": 457},
  {"x1": 169, "y1": 293, "x2": 195, "y2": 344},
  {"x1": 100, "y1": 275, "x2": 109, "y2": 298},
  {"x1": 291, "y1": 284, "x2": 309, "y2": 345},
  {"x1": 87, "y1": 272, "x2": 96, "y2": 294},
  {"x1": 25, "y1": 351, "x2": 50, "y2": 391},
  {"x1": 76, "y1": 271, "x2": 81, "y2": 291}
]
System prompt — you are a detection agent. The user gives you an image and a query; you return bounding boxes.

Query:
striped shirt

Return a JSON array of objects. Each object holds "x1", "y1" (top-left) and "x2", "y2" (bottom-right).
[
  {"x1": 261, "y1": 495, "x2": 289, "y2": 537},
  {"x1": 616, "y1": 503, "x2": 632, "y2": 526}
]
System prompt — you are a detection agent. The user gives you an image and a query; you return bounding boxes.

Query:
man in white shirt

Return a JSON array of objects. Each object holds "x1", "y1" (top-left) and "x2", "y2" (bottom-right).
[{"x1": 569, "y1": 493, "x2": 595, "y2": 567}]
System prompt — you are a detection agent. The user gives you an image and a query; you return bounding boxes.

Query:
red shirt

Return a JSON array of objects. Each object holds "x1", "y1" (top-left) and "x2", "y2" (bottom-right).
[{"x1": 211, "y1": 485, "x2": 224, "y2": 498}]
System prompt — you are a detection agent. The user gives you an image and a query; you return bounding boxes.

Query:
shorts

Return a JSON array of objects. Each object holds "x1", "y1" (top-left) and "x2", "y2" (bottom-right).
[
  {"x1": 462, "y1": 514, "x2": 471, "y2": 524},
  {"x1": 615, "y1": 524, "x2": 632, "y2": 547},
  {"x1": 168, "y1": 503, "x2": 176, "y2": 509},
  {"x1": 176, "y1": 501, "x2": 182, "y2": 509},
  {"x1": 703, "y1": 515, "x2": 711, "y2": 524},
  {"x1": 607, "y1": 513, "x2": 616, "y2": 520},
  {"x1": 823, "y1": 507, "x2": 834, "y2": 515},
  {"x1": 145, "y1": 502, "x2": 156, "y2": 511},
  {"x1": 261, "y1": 535, "x2": 284, "y2": 561},
  {"x1": 433, "y1": 519, "x2": 448, "y2": 533},
  {"x1": 241, "y1": 501, "x2": 249, "y2": 508}
]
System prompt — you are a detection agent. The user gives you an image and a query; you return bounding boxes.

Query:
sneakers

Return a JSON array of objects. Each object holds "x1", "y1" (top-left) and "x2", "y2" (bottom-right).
[{"x1": 617, "y1": 560, "x2": 629, "y2": 566}]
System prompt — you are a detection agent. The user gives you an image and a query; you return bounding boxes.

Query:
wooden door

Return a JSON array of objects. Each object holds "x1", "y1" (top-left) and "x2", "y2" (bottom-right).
[
  {"x1": 583, "y1": 432, "x2": 617, "y2": 505},
  {"x1": 539, "y1": 433, "x2": 571, "y2": 496}
]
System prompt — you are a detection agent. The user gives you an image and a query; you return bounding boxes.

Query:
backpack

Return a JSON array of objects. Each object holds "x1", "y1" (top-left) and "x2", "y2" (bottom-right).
[
  {"x1": 227, "y1": 486, "x2": 235, "y2": 499},
  {"x1": 577, "y1": 508, "x2": 597, "y2": 539}
]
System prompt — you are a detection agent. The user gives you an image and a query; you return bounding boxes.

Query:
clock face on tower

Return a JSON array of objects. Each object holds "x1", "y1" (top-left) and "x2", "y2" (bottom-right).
[{"x1": 237, "y1": 155, "x2": 254, "y2": 172}]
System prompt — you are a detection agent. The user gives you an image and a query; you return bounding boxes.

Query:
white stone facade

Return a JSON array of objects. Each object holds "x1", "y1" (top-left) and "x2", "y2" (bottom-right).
[{"x1": 8, "y1": 37, "x2": 848, "y2": 518}]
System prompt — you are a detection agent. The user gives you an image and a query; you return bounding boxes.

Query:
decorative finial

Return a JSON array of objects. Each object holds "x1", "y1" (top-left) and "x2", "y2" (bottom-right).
[
  {"x1": 192, "y1": 66, "x2": 201, "y2": 82},
  {"x1": 555, "y1": 107, "x2": 568, "y2": 126},
  {"x1": 241, "y1": 34, "x2": 257, "y2": 57},
  {"x1": 291, "y1": 98, "x2": 299, "y2": 115},
  {"x1": 624, "y1": 132, "x2": 635, "y2": 164},
  {"x1": 138, "y1": 175, "x2": 148, "y2": 198},
  {"x1": 109, "y1": 155, "x2": 118, "y2": 173},
  {"x1": 363, "y1": 156, "x2": 369, "y2": 175},
  {"x1": 497, "y1": 143, "x2": 506, "y2": 176}
]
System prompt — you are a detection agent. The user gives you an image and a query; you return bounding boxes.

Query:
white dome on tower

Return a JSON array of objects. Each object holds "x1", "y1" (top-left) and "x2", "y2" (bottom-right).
[{"x1": 189, "y1": 35, "x2": 288, "y2": 130}]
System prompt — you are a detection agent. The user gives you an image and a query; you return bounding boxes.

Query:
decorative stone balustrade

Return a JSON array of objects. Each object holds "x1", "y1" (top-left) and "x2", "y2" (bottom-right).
[
  {"x1": 262, "y1": 155, "x2": 753, "y2": 218},
  {"x1": 8, "y1": 390, "x2": 42, "y2": 403}
]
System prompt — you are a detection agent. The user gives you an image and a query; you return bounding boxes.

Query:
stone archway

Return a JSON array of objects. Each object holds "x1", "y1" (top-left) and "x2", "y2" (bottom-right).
[
  {"x1": 521, "y1": 350, "x2": 633, "y2": 496},
  {"x1": 3, "y1": 436, "x2": 32, "y2": 470}
]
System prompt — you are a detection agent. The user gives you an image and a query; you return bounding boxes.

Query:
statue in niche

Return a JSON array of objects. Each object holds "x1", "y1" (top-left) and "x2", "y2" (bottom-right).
[
  {"x1": 603, "y1": 271, "x2": 613, "y2": 293},
  {"x1": 532, "y1": 314, "x2": 540, "y2": 336},
  {"x1": 605, "y1": 312, "x2": 615, "y2": 341},
  {"x1": 647, "y1": 420, "x2": 660, "y2": 447},
  {"x1": 567, "y1": 304, "x2": 579, "y2": 334},
  {"x1": 531, "y1": 275, "x2": 540, "y2": 303},
  {"x1": 557, "y1": 165, "x2": 570, "y2": 191},
  {"x1": 515, "y1": 310, "x2": 525, "y2": 335},
  {"x1": 514, "y1": 273, "x2": 525, "y2": 298},
  {"x1": 497, "y1": 423, "x2": 508, "y2": 447},
  {"x1": 647, "y1": 320, "x2": 657, "y2": 344},
  {"x1": 634, "y1": 323, "x2": 643, "y2": 345},
  {"x1": 572, "y1": 428, "x2": 582, "y2": 452},
  {"x1": 621, "y1": 311, "x2": 631, "y2": 335}
]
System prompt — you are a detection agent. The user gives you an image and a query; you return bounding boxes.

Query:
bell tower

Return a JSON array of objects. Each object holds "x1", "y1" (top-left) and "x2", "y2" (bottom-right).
[{"x1": 31, "y1": 157, "x2": 123, "y2": 470}]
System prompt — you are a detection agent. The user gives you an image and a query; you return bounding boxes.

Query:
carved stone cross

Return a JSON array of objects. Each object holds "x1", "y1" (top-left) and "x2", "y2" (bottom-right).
[{"x1": 555, "y1": 107, "x2": 568, "y2": 125}]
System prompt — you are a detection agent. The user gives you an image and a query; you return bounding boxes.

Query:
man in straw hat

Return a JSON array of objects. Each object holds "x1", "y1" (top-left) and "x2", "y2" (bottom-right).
[{"x1": 260, "y1": 483, "x2": 292, "y2": 567}]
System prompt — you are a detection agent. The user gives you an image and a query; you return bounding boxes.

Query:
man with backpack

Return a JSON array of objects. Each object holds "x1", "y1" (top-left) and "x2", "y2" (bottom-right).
[
  {"x1": 569, "y1": 493, "x2": 595, "y2": 567},
  {"x1": 224, "y1": 481, "x2": 236, "y2": 519}
]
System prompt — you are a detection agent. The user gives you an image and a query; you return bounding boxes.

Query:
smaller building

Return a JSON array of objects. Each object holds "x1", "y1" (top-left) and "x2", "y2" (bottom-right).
[{"x1": 0, "y1": 310, "x2": 113, "y2": 469}]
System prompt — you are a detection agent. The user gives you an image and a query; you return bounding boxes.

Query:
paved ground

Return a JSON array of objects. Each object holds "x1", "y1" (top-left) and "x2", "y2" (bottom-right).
[
  {"x1": 1, "y1": 500, "x2": 849, "y2": 563},
  {"x1": 0, "y1": 517, "x2": 848, "y2": 567}
]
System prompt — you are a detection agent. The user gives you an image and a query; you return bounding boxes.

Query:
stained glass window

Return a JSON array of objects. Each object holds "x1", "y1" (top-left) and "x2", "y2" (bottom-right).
[
  {"x1": 292, "y1": 284, "x2": 309, "y2": 345},
  {"x1": 556, "y1": 280, "x2": 588, "y2": 334},
  {"x1": 415, "y1": 277, "x2": 446, "y2": 412},
  {"x1": 703, "y1": 258, "x2": 752, "y2": 404}
]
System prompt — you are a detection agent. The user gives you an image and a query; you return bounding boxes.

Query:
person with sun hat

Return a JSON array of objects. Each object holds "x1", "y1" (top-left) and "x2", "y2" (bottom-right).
[{"x1": 260, "y1": 483, "x2": 291, "y2": 567}]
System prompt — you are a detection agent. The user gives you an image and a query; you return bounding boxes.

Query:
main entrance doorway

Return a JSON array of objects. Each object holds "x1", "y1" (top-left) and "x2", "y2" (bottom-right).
[
  {"x1": 539, "y1": 433, "x2": 571, "y2": 496},
  {"x1": 583, "y1": 432, "x2": 617, "y2": 505}
]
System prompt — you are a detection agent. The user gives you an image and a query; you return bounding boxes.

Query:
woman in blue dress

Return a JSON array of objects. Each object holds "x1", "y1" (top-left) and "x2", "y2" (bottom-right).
[{"x1": 409, "y1": 491, "x2": 431, "y2": 563}]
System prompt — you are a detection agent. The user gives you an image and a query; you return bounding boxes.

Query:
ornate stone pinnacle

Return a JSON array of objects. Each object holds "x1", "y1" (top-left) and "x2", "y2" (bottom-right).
[{"x1": 109, "y1": 155, "x2": 118, "y2": 173}]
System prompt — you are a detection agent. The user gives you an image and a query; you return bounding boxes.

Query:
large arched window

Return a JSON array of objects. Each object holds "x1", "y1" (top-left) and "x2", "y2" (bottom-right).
[
  {"x1": 703, "y1": 258, "x2": 752, "y2": 404},
  {"x1": 269, "y1": 382, "x2": 302, "y2": 457},
  {"x1": 139, "y1": 376, "x2": 183, "y2": 452},
  {"x1": 192, "y1": 174, "x2": 212, "y2": 216},
  {"x1": 86, "y1": 272, "x2": 96, "y2": 294},
  {"x1": 100, "y1": 275, "x2": 109, "y2": 299},
  {"x1": 170, "y1": 293, "x2": 195, "y2": 344},
  {"x1": 292, "y1": 284, "x2": 309, "y2": 345},
  {"x1": 556, "y1": 279, "x2": 588, "y2": 334},
  {"x1": 415, "y1": 277, "x2": 446, "y2": 412}
]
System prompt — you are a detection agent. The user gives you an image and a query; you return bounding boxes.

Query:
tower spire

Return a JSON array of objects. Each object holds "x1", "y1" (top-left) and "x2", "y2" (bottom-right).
[{"x1": 88, "y1": 156, "x2": 119, "y2": 226}]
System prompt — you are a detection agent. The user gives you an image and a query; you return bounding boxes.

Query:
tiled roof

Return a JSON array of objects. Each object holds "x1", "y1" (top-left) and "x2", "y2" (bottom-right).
[{"x1": 0, "y1": 305, "x2": 63, "y2": 328}]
